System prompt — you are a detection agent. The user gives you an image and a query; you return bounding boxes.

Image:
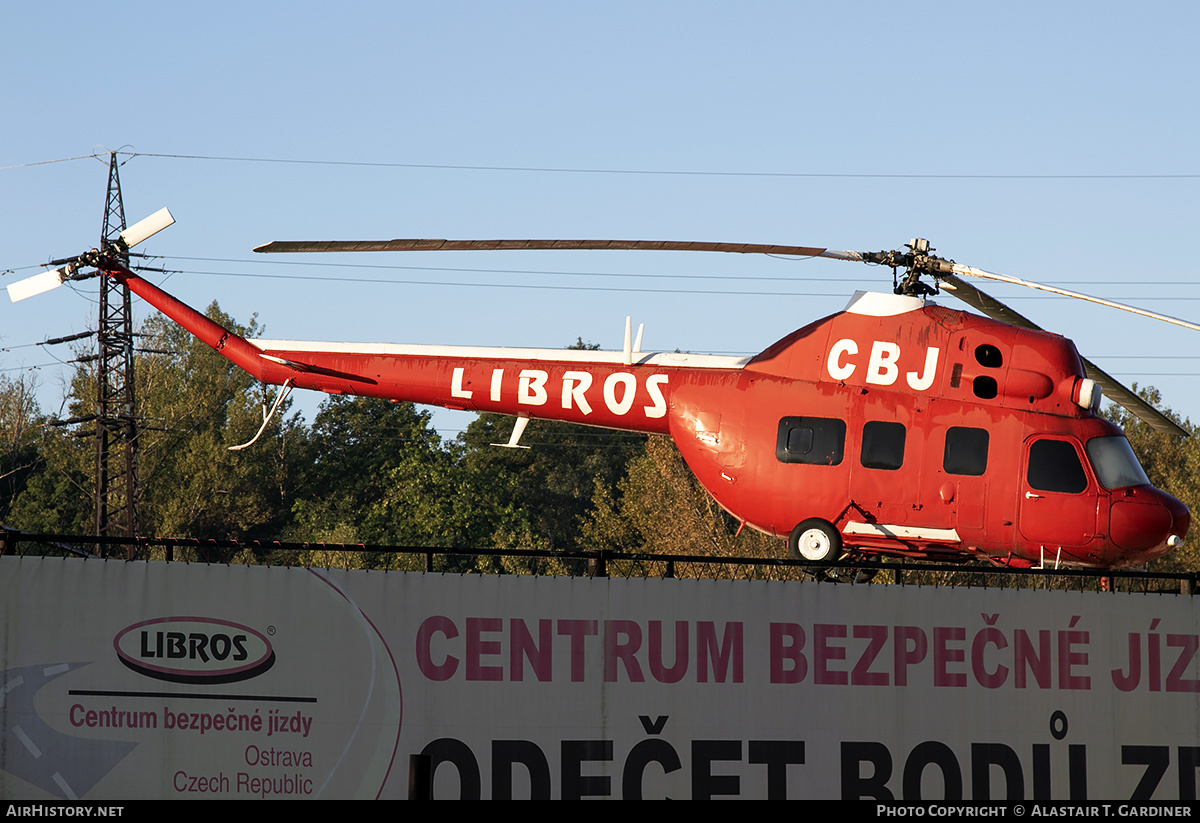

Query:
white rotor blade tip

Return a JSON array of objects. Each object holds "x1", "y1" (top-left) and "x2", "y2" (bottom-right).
[
  {"x1": 119, "y1": 207, "x2": 175, "y2": 248},
  {"x1": 7, "y1": 268, "x2": 66, "y2": 302}
]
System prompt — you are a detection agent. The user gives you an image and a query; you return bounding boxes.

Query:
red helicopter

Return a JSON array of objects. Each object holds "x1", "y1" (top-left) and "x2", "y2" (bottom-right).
[{"x1": 10, "y1": 212, "x2": 1192, "y2": 569}]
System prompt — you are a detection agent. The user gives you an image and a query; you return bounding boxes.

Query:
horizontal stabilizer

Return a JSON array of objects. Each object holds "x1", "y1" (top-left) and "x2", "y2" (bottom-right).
[{"x1": 258, "y1": 353, "x2": 378, "y2": 384}]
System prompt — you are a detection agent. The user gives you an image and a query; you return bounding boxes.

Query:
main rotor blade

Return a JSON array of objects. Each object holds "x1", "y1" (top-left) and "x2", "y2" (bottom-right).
[
  {"x1": 252, "y1": 233, "x2": 1190, "y2": 436},
  {"x1": 939, "y1": 274, "x2": 1189, "y2": 437},
  {"x1": 947, "y1": 262, "x2": 1200, "y2": 333},
  {"x1": 254, "y1": 238, "x2": 866, "y2": 260}
]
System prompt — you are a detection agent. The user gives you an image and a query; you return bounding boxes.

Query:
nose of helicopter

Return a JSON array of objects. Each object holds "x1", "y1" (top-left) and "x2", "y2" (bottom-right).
[{"x1": 1108, "y1": 486, "x2": 1190, "y2": 564}]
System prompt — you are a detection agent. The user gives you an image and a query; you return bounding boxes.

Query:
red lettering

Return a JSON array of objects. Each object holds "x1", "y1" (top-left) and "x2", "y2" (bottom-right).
[
  {"x1": 510, "y1": 619, "x2": 552, "y2": 682},
  {"x1": 416, "y1": 616, "x2": 458, "y2": 681},
  {"x1": 770, "y1": 623, "x2": 806, "y2": 684},
  {"x1": 558, "y1": 620, "x2": 599, "y2": 682},
  {"x1": 1014, "y1": 629, "x2": 1051, "y2": 689},
  {"x1": 466, "y1": 617, "x2": 503, "y2": 681},
  {"x1": 971, "y1": 626, "x2": 1009, "y2": 689},
  {"x1": 933, "y1": 627, "x2": 966, "y2": 687},
  {"x1": 814, "y1": 624, "x2": 848, "y2": 685},
  {"x1": 893, "y1": 626, "x2": 927, "y2": 687},
  {"x1": 604, "y1": 620, "x2": 644, "y2": 682},
  {"x1": 1057, "y1": 629, "x2": 1090, "y2": 690},
  {"x1": 1167, "y1": 635, "x2": 1200, "y2": 693},
  {"x1": 648, "y1": 621, "x2": 689, "y2": 683},
  {"x1": 698, "y1": 622, "x2": 743, "y2": 683},
  {"x1": 851, "y1": 625, "x2": 889, "y2": 686}
]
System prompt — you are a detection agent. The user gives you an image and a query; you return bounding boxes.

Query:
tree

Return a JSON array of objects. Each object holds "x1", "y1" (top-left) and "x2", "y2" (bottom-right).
[
  {"x1": 285, "y1": 396, "x2": 463, "y2": 560},
  {"x1": 8, "y1": 303, "x2": 306, "y2": 557},
  {"x1": 0, "y1": 373, "x2": 46, "y2": 523},
  {"x1": 133, "y1": 305, "x2": 306, "y2": 546},
  {"x1": 1, "y1": 371, "x2": 96, "y2": 542},
  {"x1": 580, "y1": 435, "x2": 787, "y2": 578},
  {"x1": 455, "y1": 413, "x2": 647, "y2": 556},
  {"x1": 7, "y1": 378, "x2": 92, "y2": 536},
  {"x1": 444, "y1": 336, "x2": 650, "y2": 567}
]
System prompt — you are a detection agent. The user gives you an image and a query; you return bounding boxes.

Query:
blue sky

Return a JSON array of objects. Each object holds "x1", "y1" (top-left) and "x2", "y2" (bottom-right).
[{"x1": 4, "y1": 1, "x2": 1199, "y2": 436}]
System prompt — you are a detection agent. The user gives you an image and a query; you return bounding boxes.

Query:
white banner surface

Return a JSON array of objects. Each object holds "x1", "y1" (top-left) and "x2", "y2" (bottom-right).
[{"x1": 1, "y1": 556, "x2": 1198, "y2": 800}]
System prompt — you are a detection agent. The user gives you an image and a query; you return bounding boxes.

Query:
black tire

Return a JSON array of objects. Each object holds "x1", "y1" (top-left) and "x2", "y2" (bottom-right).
[{"x1": 787, "y1": 518, "x2": 842, "y2": 562}]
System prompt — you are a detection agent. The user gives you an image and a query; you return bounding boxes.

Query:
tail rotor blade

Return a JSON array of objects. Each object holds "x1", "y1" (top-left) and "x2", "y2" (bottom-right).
[
  {"x1": 7, "y1": 267, "x2": 68, "y2": 302},
  {"x1": 8, "y1": 208, "x2": 174, "y2": 303},
  {"x1": 118, "y1": 207, "x2": 174, "y2": 249}
]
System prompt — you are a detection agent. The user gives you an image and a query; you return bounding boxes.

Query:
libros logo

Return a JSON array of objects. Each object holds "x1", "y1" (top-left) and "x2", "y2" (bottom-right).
[{"x1": 114, "y1": 617, "x2": 275, "y2": 684}]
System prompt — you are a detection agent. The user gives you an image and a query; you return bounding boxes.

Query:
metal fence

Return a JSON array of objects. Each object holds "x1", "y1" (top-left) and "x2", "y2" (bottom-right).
[{"x1": 2, "y1": 527, "x2": 1196, "y2": 594}]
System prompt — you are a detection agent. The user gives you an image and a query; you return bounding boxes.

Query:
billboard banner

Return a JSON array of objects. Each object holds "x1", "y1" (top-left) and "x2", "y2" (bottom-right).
[{"x1": 1, "y1": 556, "x2": 1198, "y2": 800}]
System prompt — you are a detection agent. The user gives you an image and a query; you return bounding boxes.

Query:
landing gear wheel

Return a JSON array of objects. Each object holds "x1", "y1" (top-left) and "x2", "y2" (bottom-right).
[{"x1": 788, "y1": 519, "x2": 842, "y2": 562}]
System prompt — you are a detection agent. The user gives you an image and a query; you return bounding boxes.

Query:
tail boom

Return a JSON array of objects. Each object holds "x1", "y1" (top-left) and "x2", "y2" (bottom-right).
[{"x1": 107, "y1": 266, "x2": 746, "y2": 434}]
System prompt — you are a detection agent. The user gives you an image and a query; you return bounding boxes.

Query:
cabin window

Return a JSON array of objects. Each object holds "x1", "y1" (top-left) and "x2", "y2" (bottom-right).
[
  {"x1": 973, "y1": 375, "x2": 998, "y2": 399},
  {"x1": 1028, "y1": 439, "x2": 1088, "y2": 494},
  {"x1": 777, "y1": 417, "x2": 846, "y2": 465},
  {"x1": 944, "y1": 427, "x2": 989, "y2": 476},
  {"x1": 861, "y1": 421, "x2": 906, "y2": 470},
  {"x1": 975, "y1": 344, "x2": 1003, "y2": 368},
  {"x1": 1086, "y1": 436, "x2": 1150, "y2": 489}
]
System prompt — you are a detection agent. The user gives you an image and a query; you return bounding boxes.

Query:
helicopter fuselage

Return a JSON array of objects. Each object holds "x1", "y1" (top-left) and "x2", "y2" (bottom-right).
[{"x1": 111, "y1": 270, "x2": 1188, "y2": 569}]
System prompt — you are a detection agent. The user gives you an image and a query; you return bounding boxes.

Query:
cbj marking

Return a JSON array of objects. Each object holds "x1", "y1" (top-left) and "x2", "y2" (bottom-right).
[{"x1": 826, "y1": 339, "x2": 941, "y2": 391}]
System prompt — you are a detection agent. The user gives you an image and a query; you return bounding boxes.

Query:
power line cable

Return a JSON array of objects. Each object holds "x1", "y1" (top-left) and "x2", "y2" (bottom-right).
[
  {"x1": 151, "y1": 266, "x2": 1200, "y2": 301},
  {"x1": 0, "y1": 154, "x2": 99, "y2": 171},
  {"x1": 167, "y1": 256, "x2": 1200, "y2": 289},
  {"x1": 126, "y1": 152, "x2": 1200, "y2": 180},
  {"x1": 8, "y1": 150, "x2": 1198, "y2": 180}
]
